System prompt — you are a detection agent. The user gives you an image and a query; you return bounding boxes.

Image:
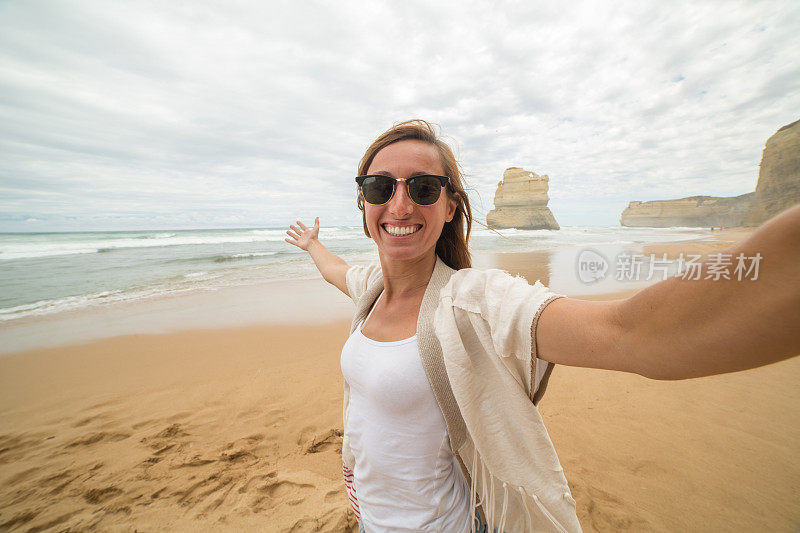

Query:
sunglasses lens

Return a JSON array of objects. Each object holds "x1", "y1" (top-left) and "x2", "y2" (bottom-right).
[
  {"x1": 361, "y1": 175, "x2": 395, "y2": 204},
  {"x1": 408, "y1": 176, "x2": 442, "y2": 205}
]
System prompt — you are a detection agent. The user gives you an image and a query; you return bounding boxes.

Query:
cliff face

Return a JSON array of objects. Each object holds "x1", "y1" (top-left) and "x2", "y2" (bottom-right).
[
  {"x1": 486, "y1": 167, "x2": 559, "y2": 230},
  {"x1": 620, "y1": 194, "x2": 754, "y2": 228},
  {"x1": 620, "y1": 118, "x2": 799, "y2": 228},
  {"x1": 741, "y1": 119, "x2": 800, "y2": 226}
]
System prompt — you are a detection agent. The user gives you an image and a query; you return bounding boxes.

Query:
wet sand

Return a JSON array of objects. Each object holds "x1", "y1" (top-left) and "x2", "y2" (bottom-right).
[{"x1": 2, "y1": 226, "x2": 798, "y2": 532}]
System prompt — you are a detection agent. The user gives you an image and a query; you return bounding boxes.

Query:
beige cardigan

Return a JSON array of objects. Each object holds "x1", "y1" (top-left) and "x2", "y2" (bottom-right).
[{"x1": 343, "y1": 255, "x2": 582, "y2": 533}]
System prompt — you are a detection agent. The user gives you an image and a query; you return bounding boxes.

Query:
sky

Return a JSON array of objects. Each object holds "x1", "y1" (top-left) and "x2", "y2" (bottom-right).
[{"x1": 1, "y1": 0, "x2": 798, "y2": 232}]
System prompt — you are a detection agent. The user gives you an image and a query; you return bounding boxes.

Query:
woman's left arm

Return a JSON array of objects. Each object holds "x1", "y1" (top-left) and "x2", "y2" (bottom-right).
[{"x1": 536, "y1": 204, "x2": 800, "y2": 380}]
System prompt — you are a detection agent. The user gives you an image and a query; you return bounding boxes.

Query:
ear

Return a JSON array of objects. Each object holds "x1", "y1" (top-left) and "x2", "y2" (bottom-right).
[{"x1": 445, "y1": 194, "x2": 458, "y2": 223}]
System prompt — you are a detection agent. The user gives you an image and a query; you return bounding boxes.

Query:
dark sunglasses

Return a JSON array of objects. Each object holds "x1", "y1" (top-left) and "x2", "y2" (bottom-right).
[{"x1": 355, "y1": 174, "x2": 450, "y2": 206}]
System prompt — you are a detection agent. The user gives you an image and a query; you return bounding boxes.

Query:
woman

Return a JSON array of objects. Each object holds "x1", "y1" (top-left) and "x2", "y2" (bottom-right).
[{"x1": 285, "y1": 120, "x2": 800, "y2": 533}]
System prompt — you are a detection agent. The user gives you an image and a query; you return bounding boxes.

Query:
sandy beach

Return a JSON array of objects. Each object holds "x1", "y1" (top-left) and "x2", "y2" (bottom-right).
[
  {"x1": 2, "y1": 227, "x2": 799, "y2": 532},
  {"x1": 0, "y1": 321, "x2": 357, "y2": 532}
]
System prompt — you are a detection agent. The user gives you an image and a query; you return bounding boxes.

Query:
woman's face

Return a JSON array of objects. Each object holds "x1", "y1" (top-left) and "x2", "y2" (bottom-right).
[{"x1": 364, "y1": 139, "x2": 457, "y2": 264}]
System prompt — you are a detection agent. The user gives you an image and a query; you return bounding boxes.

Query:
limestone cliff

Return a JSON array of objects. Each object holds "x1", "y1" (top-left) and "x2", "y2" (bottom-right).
[
  {"x1": 620, "y1": 194, "x2": 754, "y2": 228},
  {"x1": 486, "y1": 167, "x2": 559, "y2": 230},
  {"x1": 620, "y1": 119, "x2": 799, "y2": 228},
  {"x1": 741, "y1": 119, "x2": 800, "y2": 226}
]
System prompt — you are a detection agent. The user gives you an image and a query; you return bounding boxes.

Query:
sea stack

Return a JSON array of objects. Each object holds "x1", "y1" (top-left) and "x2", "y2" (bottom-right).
[{"x1": 486, "y1": 167, "x2": 559, "y2": 230}]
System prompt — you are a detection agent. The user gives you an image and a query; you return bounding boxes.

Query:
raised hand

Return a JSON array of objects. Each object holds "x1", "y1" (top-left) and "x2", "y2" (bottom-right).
[{"x1": 285, "y1": 217, "x2": 320, "y2": 251}]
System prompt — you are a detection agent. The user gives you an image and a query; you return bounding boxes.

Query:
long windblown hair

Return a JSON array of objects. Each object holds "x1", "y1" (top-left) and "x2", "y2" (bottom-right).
[{"x1": 356, "y1": 119, "x2": 472, "y2": 270}]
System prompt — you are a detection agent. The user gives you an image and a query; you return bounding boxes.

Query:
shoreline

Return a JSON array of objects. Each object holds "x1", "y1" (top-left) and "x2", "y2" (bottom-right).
[
  {"x1": 0, "y1": 278, "x2": 354, "y2": 356},
  {"x1": 0, "y1": 226, "x2": 755, "y2": 357}
]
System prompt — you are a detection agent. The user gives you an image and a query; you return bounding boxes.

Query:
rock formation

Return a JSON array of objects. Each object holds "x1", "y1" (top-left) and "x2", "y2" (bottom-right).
[
  {"x1": 487, "y1": 167, "x2": 559, "y2": 230},
  {"x1": 620, "y1": 194, "x2": 754, "y2": 228},
  {"x1": 620, "y1": 118, "x2": 799, "y2": 228},
  {"x1": 741, "y1": 118, "x2": 800, "y2": 226}
]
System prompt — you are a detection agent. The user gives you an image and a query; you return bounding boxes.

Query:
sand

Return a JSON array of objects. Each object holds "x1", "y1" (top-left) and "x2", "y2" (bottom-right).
[
  {"x1": 641, "y1": 226, "x2": 758, "y2": 260},
  {"x1": 1, "y1": 226, "x2": 798, "y2": 532},
  {"x1": 0, "y1": 322, "x2": 357, "y2": 532}
]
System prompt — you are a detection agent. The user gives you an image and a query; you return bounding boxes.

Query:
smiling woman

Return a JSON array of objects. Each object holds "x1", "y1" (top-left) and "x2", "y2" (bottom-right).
[
  {"x1": 355, "y1": 121, "x2": 474, "y2": 272},
  {"x1": 359, "y1": 140, "x2": 456, "y2": 265},
  {"x1": 284, "y1": 119, "x2": 800, "y2": 533}
]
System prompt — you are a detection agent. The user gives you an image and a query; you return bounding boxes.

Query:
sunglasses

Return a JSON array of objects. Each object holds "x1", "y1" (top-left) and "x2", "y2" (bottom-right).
[{"x1": 355, "y1": 174, "x2": 450, "y2": 206}]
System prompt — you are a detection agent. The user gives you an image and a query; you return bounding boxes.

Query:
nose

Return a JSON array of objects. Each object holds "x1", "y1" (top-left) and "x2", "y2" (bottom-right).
[{"x1": 388, "y1": 180, "x2": 414, "y2": 216}]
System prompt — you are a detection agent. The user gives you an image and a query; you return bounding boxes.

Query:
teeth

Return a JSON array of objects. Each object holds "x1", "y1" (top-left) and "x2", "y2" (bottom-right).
[{"x1": 384, "y1": 224, "x2": 420, "y2": 236}]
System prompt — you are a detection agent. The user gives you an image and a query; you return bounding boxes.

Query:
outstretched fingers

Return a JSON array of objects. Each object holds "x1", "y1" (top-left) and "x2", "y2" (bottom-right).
[{"x1": 285, "y1": 219, "x2": 319, "y2": 250}]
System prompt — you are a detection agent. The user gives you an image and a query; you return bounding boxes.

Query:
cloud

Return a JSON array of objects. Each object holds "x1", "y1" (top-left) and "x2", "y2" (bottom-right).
[{"x1": 0, "y1": 0, "x2": 798, "y2": 231}]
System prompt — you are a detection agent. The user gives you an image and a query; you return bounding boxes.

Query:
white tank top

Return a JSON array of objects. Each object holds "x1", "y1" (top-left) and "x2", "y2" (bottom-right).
[{"x1": 340, "y1": 291, "x2": 472, "y2": 532}]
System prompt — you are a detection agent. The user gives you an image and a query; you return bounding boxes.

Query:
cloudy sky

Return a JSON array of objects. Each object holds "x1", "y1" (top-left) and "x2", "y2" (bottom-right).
[{"x1": 1, "y1": 0, "x2": 798, "y2": 232}]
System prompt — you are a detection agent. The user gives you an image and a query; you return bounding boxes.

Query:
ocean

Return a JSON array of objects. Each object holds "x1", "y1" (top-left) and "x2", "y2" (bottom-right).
[{"x1": 0, "y1": 225, "x2": 709, "y2": 324}]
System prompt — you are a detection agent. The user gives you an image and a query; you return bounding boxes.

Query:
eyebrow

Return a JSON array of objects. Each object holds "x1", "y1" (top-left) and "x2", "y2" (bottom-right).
[{"x1": 372, "y1": 171, "x2": 439, "y2": 177}]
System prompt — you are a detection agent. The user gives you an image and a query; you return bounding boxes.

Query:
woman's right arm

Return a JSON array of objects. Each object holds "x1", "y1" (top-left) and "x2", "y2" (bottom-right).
[
  {"x1": 536, "y1": 204, "x2": 800, "y2": 380},
  {"x1": 285, "y1": 217, "x2": 350, "y2": 296}
]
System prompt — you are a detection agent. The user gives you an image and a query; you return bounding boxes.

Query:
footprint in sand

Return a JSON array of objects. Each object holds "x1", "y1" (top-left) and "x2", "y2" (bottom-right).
[
  {"x1": 153, "y1": 423, "x2": 189, "y2": 439},
  {"x1": 219, "y1": 449, "x2": 255, "y2": 463},
  {"x1": 249, "y1": 477, "x2": 316, "y2": 514},
  {"x1": 66, "y1": 431, "x2": 131, "y2": 447},
  {"x1": 237, "y1": 472, "x2": 277, "y2": 494},
  {"x1": 42, "y1": 469, "x2": 82, "y2": 496},
  {"x1": 131, "y1": 418, "x2": 157, "y2": 430},
  {"x1": 5, "y1": 466, "x2": 41, "y2": 486},
  {"x1": 2, "y1": 510, "x2": 82, "y2": 532},
  {"x1": 0, "y1": 432, "x2": 51, "y2": 462},
  {"x1": 138, "y1": 423, "x2": 193, "y2": 468},
  {"x1": 71, "y1": 412, "x2": 112, "y2": 428},
  {"x1": 173, "y1": 455, "x2": 216, "y2": 468},
  {"x1": 244, "y1": 433, "x2": 265, "y2": 443},
  {"x1": 173, "y1": 471, "x2": 237, "y2": 512},
  {"x1": 261, "y1": 479, "x2": 315, "y2": 499},
  {"x1": 83, "y1": 486, "x2": 123, "y2": 504},
  {"x1": 288, "y1": 507, "x2": 356, "y2": 532},
  {"x1": 583, "y1": 484, "x2": 650, "y2": 531},
  {"x1": 140, "y1": 423, "x2": 189, "y2": 450},
  {"x1": 101, "y1": 503, "x2": 132, "y2": 515},
  {"x1": 303, "y1": 428, "x2": 343, "y2": 455},
  {"x1": 153, "y1": 443, "x2": 176, "y2": 455},
  {"x1": 265, "y1": 407, "x2": 287, "y2": 427},
  {"x1": 0, "y1": 510, "x2": 39, "y2": 530},
  {"x1": 296, "y1": 425, "x2": 317, "y2": 446},
  {"x1": 86, "y1": 398, "x2": 122, "y2": 410}
]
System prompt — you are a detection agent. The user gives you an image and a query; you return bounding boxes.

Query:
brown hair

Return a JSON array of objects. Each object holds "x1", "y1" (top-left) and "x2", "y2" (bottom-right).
[{"x1": 357, "y1": 119, "x2": 472, "y2": 270}]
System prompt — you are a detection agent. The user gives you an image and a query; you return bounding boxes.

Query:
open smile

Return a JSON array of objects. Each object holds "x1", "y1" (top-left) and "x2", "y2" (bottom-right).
[{"x1": 381, "y1": 223, "x2": 422, "y2": 237}]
